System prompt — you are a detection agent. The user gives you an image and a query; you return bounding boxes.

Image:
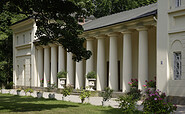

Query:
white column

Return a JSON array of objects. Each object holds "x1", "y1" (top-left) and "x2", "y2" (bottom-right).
[
  {"x1": 13, "y1": 33, "x2": 17, "y2": 88},
  {"x1": 58, "y1": 45, "x2": 65, "y2": 72},
  {"x1": 109, "y1": 33, "x2": 119, "y2": 91},
  {"x1": 75, "y1": 61, "x2": 84, "y2": 89},
  {"x1": 122, "y1": 31, "x2": 132, "y2": 92},
  {"x1": 85, "y1": 38, "x2": 94, "y2": 87},
  {"x1": 37, "y1": 47, "x2": 44, "y2": 87},
  {"x1": 50, "y1": 44, "x2": 58, "y2": 85},
  {"x1": 138, "y1": 27, "x2": 148, "y2": 90},
  {"x1": 67, "y1": 52, "x2": 75, "y2": 86},
  {"x1": 97, "y1": 35, "x2": 106, "y2": 91},
  {"x1": 43, "y1": 46, "x2": 50, "y2": 87}
]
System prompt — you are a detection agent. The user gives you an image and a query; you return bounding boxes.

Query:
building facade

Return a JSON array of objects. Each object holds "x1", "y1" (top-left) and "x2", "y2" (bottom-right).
[{"x1": 11, "y1": 0, "x2": 185, "y2": 97}]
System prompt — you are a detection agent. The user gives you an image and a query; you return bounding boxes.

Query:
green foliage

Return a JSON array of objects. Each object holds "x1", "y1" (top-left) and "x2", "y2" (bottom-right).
[
  {"x1": 17, "y1": 88, "x2": 22, "y2": 92},
  {"x1": 142, "y1": 89, "x2": 177, "y2": 113},
  {"x1": 128, "y1": 79, "x2": 138, "y2": 88},
  {"x1": 93, "y1": 0, "x2": 157, "y2": 18},
  {"x1": 79, "y1": 89, "x2": 91, "y2": 103},
  {"x1": 86, "y1": 71, "x2": 97, "y2": 79},
  {"x1": 47, "y1": 82, "x2": 57, "y2": 92},
  {"x1": 117, "y1": 95, "x2": 137, "y2": 113},
  {"x1": 57, "y1": 71, "x2": 67, "y2": 78},
  {"x1": 1, "y1": 0, "x2": 93, "y2": 62},
  {"x1": 62, "y1": 85, "x2": 73, "y2": 97},
  {"x1": 5, "y1": 82, "x2": 14, "y2": 89},
  {"x1": 144, "y1": 77, "x2": 156, "y2": 88},
  {"x1": 0, "y1": 8, "x2": 27, "y2": 87},
  {"x1": 24, "y1": 88, "x2": 34, "y2": 93},
  {"x1": 101, "y1": 87, "x2": 113, "y2": 101},
  {"x1": 127, "y1": 87, "x2": 141, "y2": 100}
]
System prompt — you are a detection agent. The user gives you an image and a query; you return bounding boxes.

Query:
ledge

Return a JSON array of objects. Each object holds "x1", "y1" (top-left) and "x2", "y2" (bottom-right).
[
  {"x1": 168, "y1": 5, "x2": 185, "y2": 14},
  {"x1": 168, "y1": 28, "x2": 185, "y2": 34},
  {"x1": 15, "y1": 43, "x2": 31, "y2": 50}
]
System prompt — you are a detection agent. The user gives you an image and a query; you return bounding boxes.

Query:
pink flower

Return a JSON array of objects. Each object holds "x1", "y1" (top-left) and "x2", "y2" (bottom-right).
[{"x1": 154, "y1": 98, "x2": 157, "y2": 100}]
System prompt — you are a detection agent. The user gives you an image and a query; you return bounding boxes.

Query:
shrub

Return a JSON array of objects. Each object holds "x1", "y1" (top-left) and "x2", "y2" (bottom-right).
[
  {"x1": 127, "y1": 87, "x2": 141, "y2": 100},
  {"x1": 128, "y1": 79, "x2": 138, "y2": 88},
  {"x1": 101, "y1": 87, "x2": 113, "y2": 101},
  {"x1": 142, "y1": 89, "x2": 177, "y2": 113},
  {"x1": 117, "y1": 95, "x2": 137, "y2": 113},
  {"x1": 79, "y1": 89, "x2": 91, "y2": 103},
  {"x1": 57, "y1": 71, "x2": 67, "y2": 78},
  {"x1": 40, "y1": 78, "x2": 44, "y2": 84},
  {"x1": 5, "y1": 82, "x2": 14, "y2": 89},
  {"x1": 24, "y1": 88, "x2": 33, "y2": 93},
  {"x1": 144, "y1": 77, "x2": 156, "y2": 88},
  {"x1": 86, "y1": 71, "x2": 97, "y2": 79},
  {"x1": 62, "y1": 85, "x2": 73, "y2": 97}
]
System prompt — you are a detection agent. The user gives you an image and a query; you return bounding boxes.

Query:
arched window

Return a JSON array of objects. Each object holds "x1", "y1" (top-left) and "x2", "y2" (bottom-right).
[{"x1": 174, "y1": 52, "x2": 181, "y2": 80}]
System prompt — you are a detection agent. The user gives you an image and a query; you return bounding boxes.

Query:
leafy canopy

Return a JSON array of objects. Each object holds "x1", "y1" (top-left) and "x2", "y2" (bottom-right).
[{"x1": 1, "y1": 0, "x2": 94, "y2": 62}]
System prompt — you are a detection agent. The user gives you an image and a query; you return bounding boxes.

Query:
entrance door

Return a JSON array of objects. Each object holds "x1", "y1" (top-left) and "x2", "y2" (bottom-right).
[{"x1": 106, "y1": 61, "x2": 121, "y2": 91}]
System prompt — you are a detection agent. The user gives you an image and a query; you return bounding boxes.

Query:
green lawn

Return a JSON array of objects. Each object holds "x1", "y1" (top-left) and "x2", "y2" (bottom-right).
[{"x1": 0, "y1": 94, "x2": 123, "y2": 114}]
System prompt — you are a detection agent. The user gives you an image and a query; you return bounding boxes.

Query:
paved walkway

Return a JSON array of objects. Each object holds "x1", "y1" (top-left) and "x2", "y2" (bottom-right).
[{"x1": 1, "y1": 89, "x2": 185, "y2": 113}]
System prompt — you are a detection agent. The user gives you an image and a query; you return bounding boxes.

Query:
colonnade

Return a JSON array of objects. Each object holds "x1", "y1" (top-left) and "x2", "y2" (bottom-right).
[{"x1": 36, "y1": 26, "x2": 151, "y2": 92}]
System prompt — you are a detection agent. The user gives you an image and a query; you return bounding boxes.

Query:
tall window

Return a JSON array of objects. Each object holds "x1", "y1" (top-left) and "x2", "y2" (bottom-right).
[
  {"x1": 176, "y1": 0, "x2": 181, "y2": 7},
  {"x1": 174, "y1": 52, "x2": 181, "y2": 80},
  {"x1": 23, "y1": 34, "x2": 25, "y2": 44},
  {"x1": 17, "y1": 36, "x2": 19, "y2": 45}
]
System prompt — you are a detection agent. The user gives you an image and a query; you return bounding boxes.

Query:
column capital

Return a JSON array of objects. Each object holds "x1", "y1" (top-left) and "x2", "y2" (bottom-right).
[
  {"x1": 36, "y1": 46, "x2": 43, "y2": 50},
  {"x1": 86, "y1": 37, "x2": 95, "y2": 41},
  {"x1": 121, "y1": 30, "x2": 133, "y2": 34},
  {"x1": 96, "y1": 34, "x2": 108, "y2": 39},
  {"x1": 136, "y1": 26, "x2": 148, "y2": 31},
  {"x1": 108, "y1": 32, "x2": 121, "y2": 38},
  {"x1": 49, "y1": 43, "x2": 57, "y2": 47},
  {"x1": 42, "y1": 45, "x2": 50, "y2": 48}
]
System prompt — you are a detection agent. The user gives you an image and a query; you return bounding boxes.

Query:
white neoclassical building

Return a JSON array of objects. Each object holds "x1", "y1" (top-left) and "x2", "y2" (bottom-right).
[{"x1": 11, "y1": 0, "x2": 185, "y2": 97}]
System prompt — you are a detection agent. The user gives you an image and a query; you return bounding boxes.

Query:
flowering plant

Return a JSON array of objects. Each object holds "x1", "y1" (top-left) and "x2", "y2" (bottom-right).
[
  {"x1": 142, "y1": 89, "x2": 177, "y2": 113},
  {"x1": 128, "y1": 79, "x2": 138, "y2": 88},
  {"x1": 47, "y1": 80, "x2": 51, "y2": 85},
  {"x1": 144, "y1": 77, "x2": 156, "y2": 88},
  {"x1": 40, "y1": 78, "x2": 44, "y2": 84}
]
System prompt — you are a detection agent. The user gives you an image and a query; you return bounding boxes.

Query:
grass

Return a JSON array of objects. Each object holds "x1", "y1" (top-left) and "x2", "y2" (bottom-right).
[{"x1": 0, "y1": 93, "x2": 123, "y2": 114}]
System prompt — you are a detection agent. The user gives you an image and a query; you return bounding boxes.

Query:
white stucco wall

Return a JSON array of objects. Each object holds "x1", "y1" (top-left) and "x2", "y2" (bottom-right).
[{"x1": 11, "y1": 19, "x2": 36, "y2": 88}]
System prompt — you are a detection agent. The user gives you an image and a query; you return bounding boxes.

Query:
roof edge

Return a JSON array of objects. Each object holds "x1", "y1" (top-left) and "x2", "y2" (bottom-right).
[{"x1": 84, "y1": 10, "x2": 157, "y2": 32}]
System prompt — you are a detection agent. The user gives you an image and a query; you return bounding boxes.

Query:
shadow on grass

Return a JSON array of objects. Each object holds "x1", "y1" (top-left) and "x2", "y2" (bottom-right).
[
  {"x1": 0, "y1": 94, "x2": 78, "y2": 112},
  {"x1": 99, "y1": 106, "x2": 142, "y2": 114}
]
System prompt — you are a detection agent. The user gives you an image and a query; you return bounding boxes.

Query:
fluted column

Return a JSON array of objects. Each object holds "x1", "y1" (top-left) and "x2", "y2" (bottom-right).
[
  {"x1": 109, "y1": 33, "x2": 119, "y2": 91},
  {"x1": 50, "y1": 44, "x2": 58, "y2": 85},
  {"x1": 138, "y1": 27, "x2": 148, "y2": 90},
  {"x1": 58, "y1": 45, "x2": 65, "y2": 72},
  {"x1": 97, "y1": 35, "x2": 107, "y2": 91},
  {"x1": 122, "y1": 31, "x2": 132, "y2": 92},
  {"x1": 37, "y1": 46, "x2": 44, "y2": 87},
  {"x1": 67, "y1": 52, "x2": 75, "y2": 86},
  {"x1": 75, "y1": 61, "x2": 84, "y2": 89},
  {"x1": 85, "y1": 38, "x2": 95, "y2": 87},
  {"x1": 43, "y1": 46, "x2": 50, "y2": 87}
]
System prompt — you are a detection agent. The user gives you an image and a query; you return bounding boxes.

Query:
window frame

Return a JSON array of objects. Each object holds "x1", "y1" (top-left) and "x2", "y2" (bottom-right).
[
  {"x1": 176, "y1": 0, "x2": 181, "y2": 7},
  {"x1": 173, "y1": 52, "x2": 182, "y2": 80}
]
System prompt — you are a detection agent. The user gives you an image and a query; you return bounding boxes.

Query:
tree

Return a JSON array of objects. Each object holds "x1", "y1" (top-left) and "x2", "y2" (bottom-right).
[
  {"x1": 1, "y1": 0, "x2": 94, "y2": 62},
  {"x1": 0, "y1": 10, "x2": 26, "y2": 87},
  {"x1": 93, "y1": 0, "x2": 157, "y2": 18}
]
